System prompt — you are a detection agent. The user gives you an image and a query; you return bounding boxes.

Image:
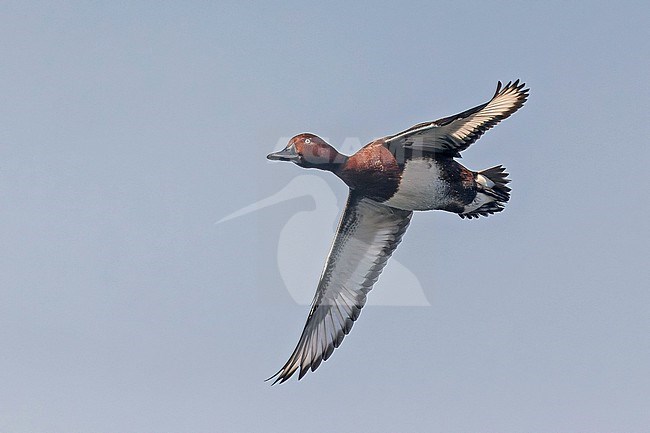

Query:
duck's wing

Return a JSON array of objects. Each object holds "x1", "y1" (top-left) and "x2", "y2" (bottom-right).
[
  {"x1": 384, "y1": 80, "x2": 528, "y2": 158},
  {"x1": 268, "y1": 191, "x2": 412, "y2": 384}
]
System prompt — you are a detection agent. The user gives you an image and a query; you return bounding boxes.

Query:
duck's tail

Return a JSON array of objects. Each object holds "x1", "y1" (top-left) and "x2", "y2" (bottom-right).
[{"x1": 459, "y1": 165, "x2": 511, "y2": 219}]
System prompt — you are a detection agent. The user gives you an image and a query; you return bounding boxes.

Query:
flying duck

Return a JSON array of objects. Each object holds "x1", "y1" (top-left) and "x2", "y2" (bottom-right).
[{"x1": 266, "y1": 80, "x2": 529, "y2": 383}]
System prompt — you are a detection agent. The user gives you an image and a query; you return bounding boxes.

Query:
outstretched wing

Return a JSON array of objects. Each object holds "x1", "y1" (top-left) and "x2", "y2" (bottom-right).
[
  {"x1": 269, "y1": 192, "x2": 412, "y2": 384},
  {"x1": 385, "y1": 80, "x2": 529, "y2": 158}
]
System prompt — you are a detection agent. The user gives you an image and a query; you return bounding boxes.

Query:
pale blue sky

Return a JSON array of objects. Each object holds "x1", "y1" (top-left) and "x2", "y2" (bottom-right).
[{"x1": 1, "y1": 1, "x2": 649, "y2": 432}]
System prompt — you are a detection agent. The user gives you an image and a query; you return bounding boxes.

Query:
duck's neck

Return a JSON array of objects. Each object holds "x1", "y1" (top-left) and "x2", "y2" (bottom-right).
[
  {"x1": 301, "y1": 149, "x2": 348, "y2": 173},
  {"x1": 309, "y1": 158, "x2": 348, "y2": 173}
]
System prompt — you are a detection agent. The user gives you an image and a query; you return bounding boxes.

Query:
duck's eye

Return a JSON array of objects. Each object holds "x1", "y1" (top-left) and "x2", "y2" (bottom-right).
[{"x1": 304, "y1": 138, "x2": 311, "y2": 144}]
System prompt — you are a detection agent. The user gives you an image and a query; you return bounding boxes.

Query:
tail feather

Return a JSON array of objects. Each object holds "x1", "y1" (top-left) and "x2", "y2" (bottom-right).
[
  {"x1": 479, "y1": 165, "x2": 511, "y2": 202},
  {"x1": 459, "y1": 165, "x2": 511, "y2": 219}
]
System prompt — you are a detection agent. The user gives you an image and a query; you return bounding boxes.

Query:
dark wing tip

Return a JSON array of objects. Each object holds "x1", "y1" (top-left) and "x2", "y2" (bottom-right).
[
  {"x1": 493, "y1": 80, "x2": 503, "y2": 97},
  {"x1": 492, "y1": 79, "x2": 530, "y2": 116},
  {"x1": 498, "y1": 79, "x2": 530, "y2": 98},
  {"x1": 266, "y1": 357, "x2": 301, "y2": 385},
  {"x1": 265, "y1": 372, "x2": 282, "y2": 385},
  {"x1": 266, "y1": 369, "x2": 287, "y2": 385}
]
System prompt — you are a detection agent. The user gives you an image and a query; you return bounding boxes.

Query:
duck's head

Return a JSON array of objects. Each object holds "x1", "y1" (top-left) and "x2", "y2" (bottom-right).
[{"x1": 267, "y1": 134, "x2": 346, "y2": 170}]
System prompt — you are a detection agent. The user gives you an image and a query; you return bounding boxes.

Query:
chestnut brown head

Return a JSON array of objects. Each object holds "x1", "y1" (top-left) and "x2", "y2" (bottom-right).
[{"x1": 267, "y1": 134, "x2": 346, "y2": 170}]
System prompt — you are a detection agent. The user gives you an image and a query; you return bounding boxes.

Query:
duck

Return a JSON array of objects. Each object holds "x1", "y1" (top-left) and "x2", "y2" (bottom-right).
[{"x1": 266, "y1": 80, "x2": 529, "y2": 383}]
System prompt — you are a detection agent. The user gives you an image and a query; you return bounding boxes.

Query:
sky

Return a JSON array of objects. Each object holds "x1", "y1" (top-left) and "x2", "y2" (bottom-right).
[{"x1": 1, "y1": 1, "x2": 649, "y2": 432}]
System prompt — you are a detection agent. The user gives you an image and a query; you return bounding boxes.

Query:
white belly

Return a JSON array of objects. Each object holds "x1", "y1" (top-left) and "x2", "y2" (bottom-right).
[{"x1": 383, "y1": 160, "x2": 451, "y2": 211}]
